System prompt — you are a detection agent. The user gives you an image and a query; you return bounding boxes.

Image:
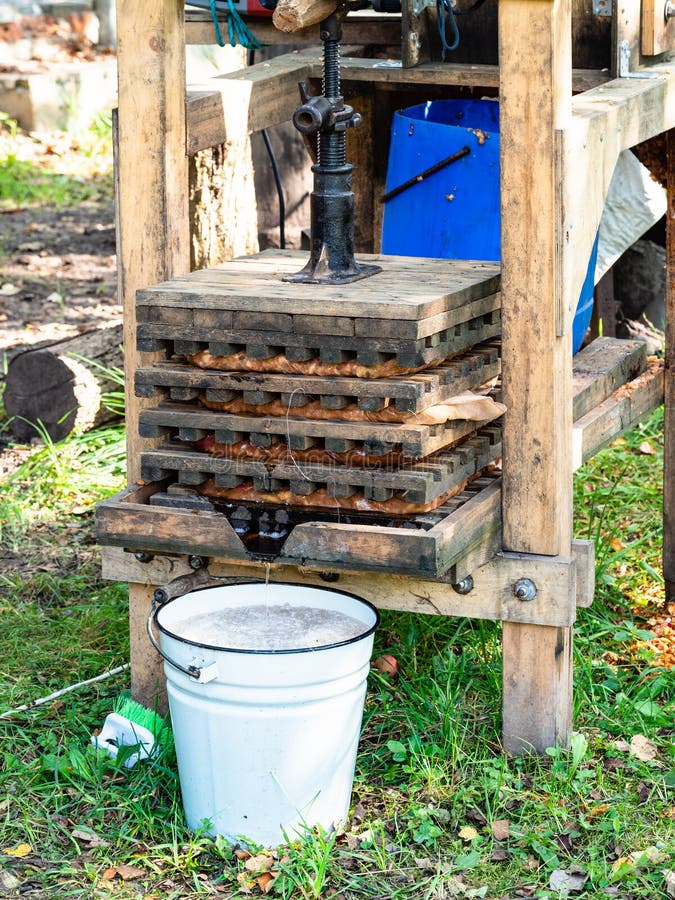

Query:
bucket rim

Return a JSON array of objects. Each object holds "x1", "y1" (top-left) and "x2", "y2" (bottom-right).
[{"x1": 154, "y1": 581, "x2": 380, "y2": 656}]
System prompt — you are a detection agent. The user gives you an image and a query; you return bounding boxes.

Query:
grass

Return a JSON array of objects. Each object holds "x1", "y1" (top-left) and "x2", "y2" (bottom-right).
[
  {"x1": 0, "y1": 111, "x2": 114, "y2": 211},
  {"x1": 0, "y1": 405, "x2": 672, "y2": 899}
]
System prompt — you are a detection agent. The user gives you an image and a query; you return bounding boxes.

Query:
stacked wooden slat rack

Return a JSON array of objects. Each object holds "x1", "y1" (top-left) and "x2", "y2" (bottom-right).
[{"x1": 102, "y1": 0, "x2": 675, "y2": 753}]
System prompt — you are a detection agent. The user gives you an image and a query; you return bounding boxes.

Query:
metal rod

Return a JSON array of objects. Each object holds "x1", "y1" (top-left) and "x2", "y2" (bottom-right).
[{"x1": 380, "y1": 145, "x2": 471, "y2": 203}]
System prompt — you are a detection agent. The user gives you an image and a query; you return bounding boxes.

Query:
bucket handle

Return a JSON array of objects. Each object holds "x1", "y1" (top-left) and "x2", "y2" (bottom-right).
[{"x1": 147, "y1": 570, "x2": 265, "y2": 682}]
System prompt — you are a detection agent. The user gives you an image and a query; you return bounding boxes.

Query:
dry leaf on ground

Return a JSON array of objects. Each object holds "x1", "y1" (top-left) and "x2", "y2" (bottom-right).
[
  {"x1": 630, "y1": 734, "x2": 658, "y2": 761},
  {"x1": 458, "y1": 826, "x2": 479, "y2": 841},
  {"x1": 491, "y1": 819, "x2": 510, "y2": 841},
  {"x1": 71, "y1": 828, "x2": 109, "y2": 848},
  {"x1": 102, "y1": 864, "x2": 144, "y2": 881},
  {"x1": 549, "y1": 868, "x2": 588, "y2": 893},
  {"x1": 639, "y1": 441, "x2": 655, "y2": 455},
  {"x1": 2, "y1": 843, "x2": 32, "y2": 858},
  {"x1": 665, "y1": 870, "x2": 675, "y2": 897}
]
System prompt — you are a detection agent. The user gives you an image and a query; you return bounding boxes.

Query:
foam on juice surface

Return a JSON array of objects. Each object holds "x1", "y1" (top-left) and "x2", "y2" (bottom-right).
[{"x1": 177, "y1": 603, "x2": 365, "y2": 650}]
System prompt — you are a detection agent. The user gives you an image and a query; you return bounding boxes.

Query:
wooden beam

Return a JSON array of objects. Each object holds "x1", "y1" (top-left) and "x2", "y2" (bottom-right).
[
  {"x1": 184, "y1": 9, "x2": 402, "y2": 45},
  {"x1": 100, "y1": 544, "x2": 591, "y2": 628},
  {"x1": 116, "y1": 0, "x2": 190, "y2": 707},
  {"x1": 498, "y1": 0, "x2": 573, "y2": 753},
  {"x1": 563, "y1": 63, "x2": 675, "y2": 303},
  {"x1": 185, "y1": 55, "x2": 610, "y2": 153},
  {"x1": 665, "y1": 129, "x2": 675, "y2": 600}
]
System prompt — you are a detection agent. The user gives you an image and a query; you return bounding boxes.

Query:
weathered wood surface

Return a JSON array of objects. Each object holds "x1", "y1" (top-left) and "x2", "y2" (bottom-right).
[
  {"x1": 571, "y1": 337, "x2": 647, "y2": 421},
  {"x1": 185, "y1": 10, "x2": 401, "y2": 46},
  {"x1": 572, "y1": 358, "x2": 665, "y2": 470},
  {"x1": 499, "y1": 0, "x2": 573, "y2": 754},
  {"x1": 137, "y1": 398, "x2": 502, "y2": 459},
  {"x1": 139, "y1": 426, "x2": 501, "y2": 505},
  {"x1": 185, "y1": 57, "x2": 609, "y2": 155},
  {"x1": 135, "y1": 344, "x2": 500, "y2": 415},
  {"x1": 137, "y1": 250, "x2": 501, "y2": 320},
  {"x1": 100, "y1": 534, "x2": 592, "y2": 629},
  {"x1": 642, "y1": 0, "x2": 675, "y2": 55},
  {"x1": 3, "y1": 322, "x2": 123, "y2": 442},
  {"x1": 666, "y1": 129, "x2": 675, "y2": 601},
  {"x1": 116, "y1": 0, "x2": 191, "y2": 709},
  {"x1": 272, "y1": 0, "x2": 337, "y2": 32}
]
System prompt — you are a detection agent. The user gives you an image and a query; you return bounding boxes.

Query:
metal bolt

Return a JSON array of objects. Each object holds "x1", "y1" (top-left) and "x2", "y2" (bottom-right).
[
  {"x1": 452, "y1": 575, "x2": 474, "y2": 595},
  {"x1": 188, "y1": 555, "x2": 206, "y2": 570},
  {"x1": 666, "y1": 0, "x2": 675, "y2": 19},
  {"x1": 134, "y1": 551, "x2": 153, "y2": 563},
  {"x1": 513, "y1": 578, "x2": 537, "y2": 602}
]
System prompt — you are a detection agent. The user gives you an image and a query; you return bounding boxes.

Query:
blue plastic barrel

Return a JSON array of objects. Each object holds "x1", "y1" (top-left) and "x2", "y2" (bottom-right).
[{"x1": 381, "y1": 99, "x2": 597, "y2": 353}]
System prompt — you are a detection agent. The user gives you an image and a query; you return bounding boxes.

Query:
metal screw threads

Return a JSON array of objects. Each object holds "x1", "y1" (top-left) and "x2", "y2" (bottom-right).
[
  {"x1": 318, "y1": 39, "x2": 345, "y2": 168},
  {"x1": 513, "y1": 578, "x2": 537, "y2": 602}
]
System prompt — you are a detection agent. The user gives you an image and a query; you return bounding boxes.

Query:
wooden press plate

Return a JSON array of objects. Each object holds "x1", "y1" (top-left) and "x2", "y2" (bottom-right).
[{"x1": 135, "y1": 343, "x2": 500, "y2": 415}]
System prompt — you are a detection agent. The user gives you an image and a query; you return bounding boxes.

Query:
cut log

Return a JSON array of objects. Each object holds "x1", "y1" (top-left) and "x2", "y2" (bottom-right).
[
  {"x1": 3, "y1": 322, "x2": 124, "y2": 442},
  {"x1": 272, "y1": 0, "x2": 338, "y2": 33}
]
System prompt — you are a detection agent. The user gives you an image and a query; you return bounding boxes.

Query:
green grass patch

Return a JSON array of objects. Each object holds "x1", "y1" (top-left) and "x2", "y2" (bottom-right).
[
  {"x1": 0, "y1": 112, "x2": 114, "y2": 210},
  {"x1": 0, "y1": 407, "x2": 672, "y2": 898}
]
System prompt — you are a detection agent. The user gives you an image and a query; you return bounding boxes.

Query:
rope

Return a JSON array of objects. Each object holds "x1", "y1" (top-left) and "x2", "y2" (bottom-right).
[
  {"x1": 436, "y1": 0, "x2": 460, "y2": 59},
  {"x1": 208, "y1": 0, "x2": 262, "y2": 50}
]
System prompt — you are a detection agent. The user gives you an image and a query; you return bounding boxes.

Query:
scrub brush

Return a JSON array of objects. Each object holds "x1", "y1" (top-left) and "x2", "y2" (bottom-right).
[{"x1": 91, "y1": 691, "x2": 173, "y2": 767}]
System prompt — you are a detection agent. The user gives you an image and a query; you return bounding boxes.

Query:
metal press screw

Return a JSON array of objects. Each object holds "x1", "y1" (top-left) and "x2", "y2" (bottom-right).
[
  {"x1": 665, "y1": 0, "x2": 675, "y2": 19},
  {"x1": 513, "y1": 578, "x2": 537, "y2": 602},
  {"x1": 188, "y1": 555, "x2": 206, "y2": 570},
  {"x1": 134, "y1": 551, "x2": 153, "y2": 563}
]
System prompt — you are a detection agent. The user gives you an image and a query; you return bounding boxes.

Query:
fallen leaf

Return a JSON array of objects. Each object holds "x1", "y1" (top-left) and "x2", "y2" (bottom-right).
[
  {"x1": 0, "y1": 283, "x2": 20, "y2": 295},
  {"x1": 610, "y1": 537, "x2": 625, "y2": 551},
  {"x1": 0, "y1": 869, "x2": 21, "y2": 891},
  {"x1": 71, "y1": 828, "x2": 109, "y2": 848},
  {"x1": 630, "y1": 734, "x2": 658, "y2": 761},
  {"x1": 665, "y1": 870, "x2": 675, "y2": 898},
  {"x1": 611, "y1": 740, "x2": 631, "y2": 753},
  {"x1": 467, "y1": 807, "x2": 487, "y2": 826},
  {"x1": 490, "y1": 843, "x2": 510, "y2": 862},
  {"x1": 2, "y1": 843, "x2": 32, "y2": 858},
  {"x1": 637, "y1": 782, "x2": 650, "y2": 803},
  {"x1": 236, "y1": 872, "x2": 256, "y2": 893},
  {"x1": 611, "y1": 856, "x2": 634, "y2": 875},
  {"x1": 234, "y1": 849, "x2": 250, "y2": 860},
  {"x1": 458, "y1": 826, "x2": 479, "y2": 841},
  {"x1": 491, "y1": 819, "x2": 510, "y2": 841},
  {"x1": 103, "y1": 864, "x2": 144, "y2": 881},
  {"x1": 639, "y1": 441, "x2": 655, "y2": 455},
  {"x1": 587, "y1": 803, "x2": 610, "y2": 820},
  {"x1": 256, "y1": 871, "x2": 276, "y2": 893},
  {"x1": 549, "y1": 868, "x2": 588, "y2": 893},
  {"x1": 244, "y1": 852, "x2": 275, "y2": 873}
]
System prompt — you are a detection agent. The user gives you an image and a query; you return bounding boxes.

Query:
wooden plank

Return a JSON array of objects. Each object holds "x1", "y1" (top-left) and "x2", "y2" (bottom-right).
[
  {"x1": 185, "y1": 60, "x2": 609, "y2": 152},
  {"x1": 642, "y1": 0, "x2": 675, "y2": 56},
  {"x1": 499, "y1": 0, "x2": 573, "y2": 754},
  {"x1": 571, "y1": 337, "x2": 647, "y2": 421},
  {"x1": 184, "y1": 10, "x2": 402, "y2": 46},
  {"x1": 665, "y1": 129, "x2": 675, "y2": 600},
  {"x1": 138, "y1": 402, "x2": 502, "y2": 458},
  {"x1": 186, "y1": 54, "x2": 312, "y2": 154},
  {"x1": 116, "y1": 0, "x2": 191, "y2": 710},
  {"x1": 135, "y1": 344, "x2": 500, "y2": 413},
  {"x1": 572, "y1": 358, "x2": 665, "y2": 469},
  {"x1": 136, "y1": 250, "x2": 501, "y2": 321},
  {"x1": 100, "y1": 540, "x2": 577, "y2": 628}
]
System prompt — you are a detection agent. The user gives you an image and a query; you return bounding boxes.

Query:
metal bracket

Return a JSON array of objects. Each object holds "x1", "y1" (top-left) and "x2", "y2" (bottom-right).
[
  {"x1": 592, "y1": 0, "x2": 612, "y2": 17},
  {"x1": 619, "y1": 40, "x2": 660, "y2": 78}
]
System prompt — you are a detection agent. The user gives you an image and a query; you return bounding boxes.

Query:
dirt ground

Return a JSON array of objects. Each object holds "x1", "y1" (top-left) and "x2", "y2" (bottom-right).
[{"x1": 0, "y1": 200, "x2": 118, "y2": 352}]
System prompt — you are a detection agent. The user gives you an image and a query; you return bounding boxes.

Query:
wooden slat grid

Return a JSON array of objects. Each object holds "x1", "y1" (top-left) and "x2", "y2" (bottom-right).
[
  {"x1": 135, "y1": 343, "x2": 500, "y2": 414},
  {"x1": 140, "y1": 425, "x2": 501, "y2": 505}
]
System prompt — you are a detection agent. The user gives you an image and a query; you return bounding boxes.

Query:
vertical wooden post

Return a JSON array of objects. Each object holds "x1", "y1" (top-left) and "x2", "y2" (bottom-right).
[
  {"x1": 664, "y1": 129, "x2": 675, "y2": 601},
  {"x1": 116, "y1": 0, "x2": 190, "y2": 707},
  {"x1": 498, "y1": 0, "x2": 574, "y2": 753}
]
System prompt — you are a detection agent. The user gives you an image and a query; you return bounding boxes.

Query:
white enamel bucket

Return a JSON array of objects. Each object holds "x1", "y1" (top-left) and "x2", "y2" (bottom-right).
[{"x1": 149, "y1": 581, "x2": 379, "y2": 847}]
